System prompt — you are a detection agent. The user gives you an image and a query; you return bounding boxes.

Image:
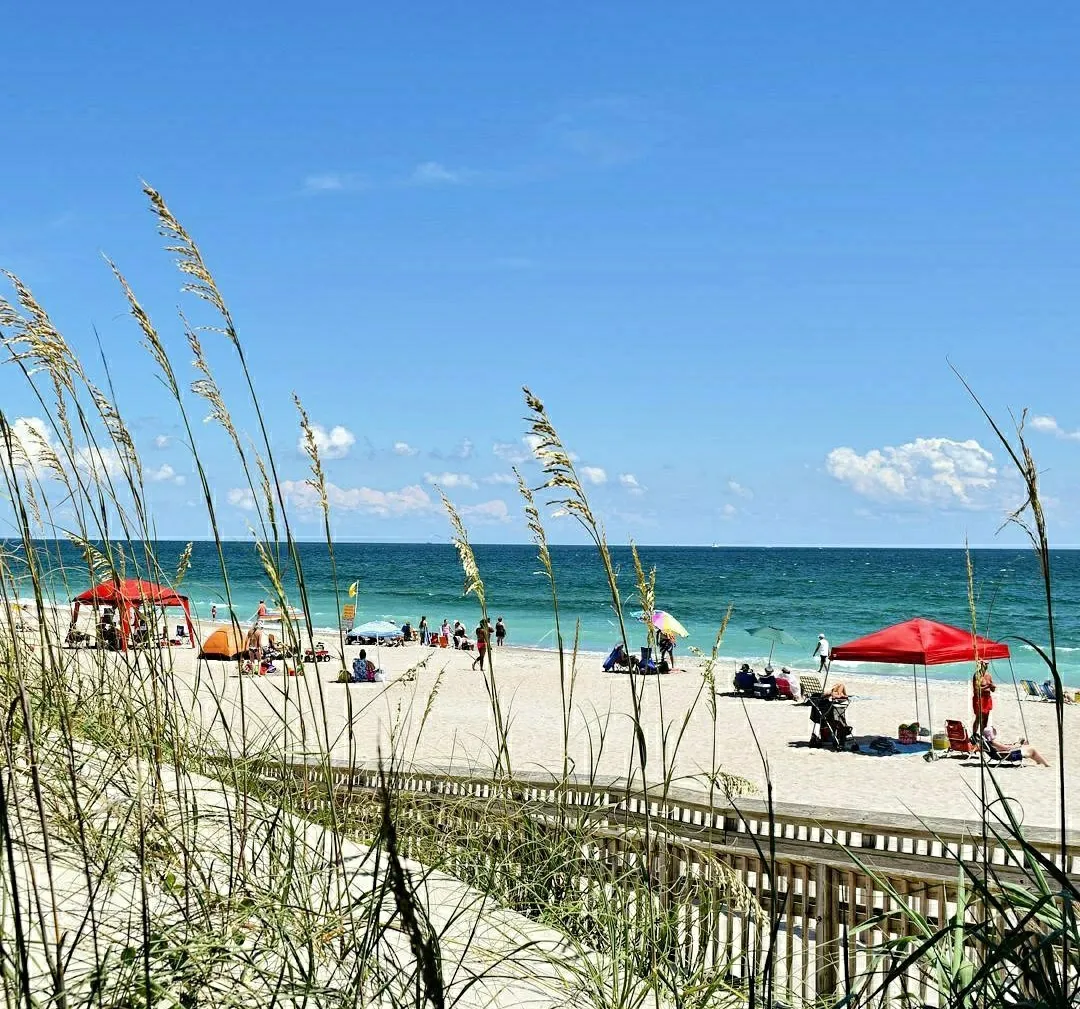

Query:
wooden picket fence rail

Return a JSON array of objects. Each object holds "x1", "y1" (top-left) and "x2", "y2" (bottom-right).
[{"x1": 261, "y1": 758, "x2": 1079, "y2": 1005}]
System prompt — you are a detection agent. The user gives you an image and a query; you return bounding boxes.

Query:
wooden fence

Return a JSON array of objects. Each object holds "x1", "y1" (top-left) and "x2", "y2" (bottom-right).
[{"x1": 264, "y1": 759, "x2": 1079, "y2": 1005}]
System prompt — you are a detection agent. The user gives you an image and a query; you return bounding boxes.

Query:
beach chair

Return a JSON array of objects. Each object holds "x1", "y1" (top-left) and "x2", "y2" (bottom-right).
[
  {"x1": 977, "y1": 733, "x2": 1023, "y2": 766},
  {"x1": 945, "y1": 719, "x2": 976, "y2": 758},
  {"x1": 798, "y1": 675, "x2": 823, "y2": 702},
  {"x1": 1020, "y1": 679, "x2": 1042, "y2": 700},
  {"x1": 1040, "y1": 681, "x2": 1074, "y2": 704}
]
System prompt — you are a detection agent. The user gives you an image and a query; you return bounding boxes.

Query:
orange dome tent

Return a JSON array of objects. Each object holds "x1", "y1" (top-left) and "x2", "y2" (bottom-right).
[{"x1": 200, "y1": 625, "x2": 247, "y2": 660}]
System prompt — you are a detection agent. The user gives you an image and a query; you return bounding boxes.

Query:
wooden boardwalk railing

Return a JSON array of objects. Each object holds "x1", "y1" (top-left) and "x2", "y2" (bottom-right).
[{"x1": 261, "y1": 758, "x2": 1079, "y2": 1005}]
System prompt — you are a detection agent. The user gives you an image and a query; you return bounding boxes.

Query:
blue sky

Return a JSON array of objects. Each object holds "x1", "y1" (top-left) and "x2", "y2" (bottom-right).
[{"x1": 3, "y1": 2, "x2": 1080, "y2": 545}]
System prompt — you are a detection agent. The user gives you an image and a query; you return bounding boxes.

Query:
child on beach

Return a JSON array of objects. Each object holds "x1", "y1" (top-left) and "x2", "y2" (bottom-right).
[{"x1": 972, "y1": 659, "x2": 995, "y2": 738}]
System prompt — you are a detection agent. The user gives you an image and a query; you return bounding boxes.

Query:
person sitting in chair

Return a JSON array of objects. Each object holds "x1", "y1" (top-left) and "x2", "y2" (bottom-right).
[{"x1": 982, "y1": 726, "x2": 1049, "y2": 766}]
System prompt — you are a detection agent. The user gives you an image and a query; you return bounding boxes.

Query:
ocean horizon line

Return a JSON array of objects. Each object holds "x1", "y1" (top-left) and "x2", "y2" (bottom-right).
[{"x1": 8, "y1": 538, "x2": 1068, "y2": 551}]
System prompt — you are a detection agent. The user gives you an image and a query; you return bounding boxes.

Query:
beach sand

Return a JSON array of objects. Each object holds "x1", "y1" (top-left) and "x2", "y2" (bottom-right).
[{"x1": 148, "y1": 635, "x2": 1075, "y2": 831}]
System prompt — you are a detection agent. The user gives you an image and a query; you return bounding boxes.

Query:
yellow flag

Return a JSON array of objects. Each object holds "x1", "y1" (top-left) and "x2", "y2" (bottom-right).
[{"x1": 347, "y1": 581, "x2": 358, "y2": 598}]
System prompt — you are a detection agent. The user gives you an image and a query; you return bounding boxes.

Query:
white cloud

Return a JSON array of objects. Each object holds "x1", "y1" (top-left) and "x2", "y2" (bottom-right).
[
  {"x1": 153, "y1": 434, "x2": 171, "y2": 449},
  {"x1": 456, "y1": 438, "x2": 474, "y2": 460},
  {"x1": 6, "y1": 417, "x2": 125, "y2": 481},
  {"x1": 618, "y1": 473, "x2": 644, "y2": 495},
  {"x1": 493, "y1": 440, "x2": 530, "y2": 464},
  {"x1": 393, "y1": 441, "x2": 419, "y2": 456},
  {"x1": 410, "y1": 161, "x2": 468, "y2": 186},
  {"x1": 460, "y1": 499, "x2": 511, "y2": 523},
  {"x1": 300, "y1": 424, "x2": 356, "y2": 460},
  {"x1": 424, "y1": 471, "x2": 478, "y2": 490},
  {"x1": 581, "y1": 466, "x2": 607, "y2": 485},
  {"x1": 227, "y1": 488, "x2": 255, "y2": 512},
  {"x1": 7, "y1": 417, "x2": 59, "y2": 477},
  {"x1": 727, "y1": 480, "x2": 753, "y2": 499},
  {"x1": 483, "y1": 473, "x2": 517, "y2": 485},
  {"x1": 826, "y1": 437, "x2": 996, "y2": 508},
  {"x1": 722, "y1": 503, "x2": 737, "y2": 518},
  {"x1": 147, "y1": 463, "x2": 185, "y2": 486},
  {"x1": 77, "y1": 445, "x2": 125, "y2": 479},
  {"x1": 1029, "y1": 415, "x2": 1080, "y2": 441},
  {"x1": 303, "y1": 172, "x2": 367, "y2": 194},
  {"x1": 280, "y1": 479, "x2": 432, "y2": 517}
]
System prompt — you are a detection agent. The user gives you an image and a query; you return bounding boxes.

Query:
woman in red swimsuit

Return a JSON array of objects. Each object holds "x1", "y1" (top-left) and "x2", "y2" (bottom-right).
[{"x1": 972, "y1": 659, "x2": 996, "y2": 738}]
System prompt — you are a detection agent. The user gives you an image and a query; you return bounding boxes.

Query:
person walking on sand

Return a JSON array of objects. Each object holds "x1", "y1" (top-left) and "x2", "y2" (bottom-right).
[
  {"x1": 495, "y1": 616, "x2": 506, "y2": 646},
  {"x1": 812, "y1": 633, "x2": 830, "y2": 672},
  {"x1": 972, "y1": 659, "x2": 996, "y2": 738},
  {"x1": 472, "y1": 621, "x2": 489, "y2": 670}
]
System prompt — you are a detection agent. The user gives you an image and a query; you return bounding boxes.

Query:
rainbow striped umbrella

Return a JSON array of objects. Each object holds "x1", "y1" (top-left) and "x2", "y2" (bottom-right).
[{"x1": 651, "y1": 610, "x2": 688, "y2": 637}]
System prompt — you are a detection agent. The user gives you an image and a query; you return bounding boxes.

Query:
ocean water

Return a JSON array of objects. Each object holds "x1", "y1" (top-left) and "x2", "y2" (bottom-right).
[{"x1": 13, "y1": 541, "x2": 1080, "y2": 686}]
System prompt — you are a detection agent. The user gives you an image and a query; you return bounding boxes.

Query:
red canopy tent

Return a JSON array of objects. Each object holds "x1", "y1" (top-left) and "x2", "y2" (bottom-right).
[
  {"x1": 72, "y1": 578, "x2": 195, "y2": 650},
  {"x1": 830, "y1": 617, "x2": 1010, "y2": 732}
]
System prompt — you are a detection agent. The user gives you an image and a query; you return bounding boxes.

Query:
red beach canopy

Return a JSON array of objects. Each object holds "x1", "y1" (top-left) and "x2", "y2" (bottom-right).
[
  {"x1": 830, "y1": 617, "x2": 1010, "y2": 667},
  {"x1": 73, "y1": 578, "x2": 188, "y2": 608},
  {"x1": 72, "y1": 578, "x2": 195, "y2": 649}
]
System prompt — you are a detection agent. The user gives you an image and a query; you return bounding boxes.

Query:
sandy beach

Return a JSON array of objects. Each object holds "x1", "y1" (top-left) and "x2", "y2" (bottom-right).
[{"x1": 134, "y1": 632, "x2": 1076, "y2": 832}]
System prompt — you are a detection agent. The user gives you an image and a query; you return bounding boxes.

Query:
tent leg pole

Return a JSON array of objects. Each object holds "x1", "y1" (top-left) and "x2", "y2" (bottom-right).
[
  {"x1": 923, "y1": 664, "x2": 932, "y2": 737},
  {"x1": 913, "y1": 664, "x2": 920, "y2": 727}
]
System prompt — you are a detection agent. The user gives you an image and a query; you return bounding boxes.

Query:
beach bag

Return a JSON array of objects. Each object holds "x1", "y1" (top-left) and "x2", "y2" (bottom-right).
[
  {"x1": 898, "y1": 722, "x2": 919, "y2": 745},
  {"x1": 373, "y1": 669, "x2": 386, "y2": 683}
]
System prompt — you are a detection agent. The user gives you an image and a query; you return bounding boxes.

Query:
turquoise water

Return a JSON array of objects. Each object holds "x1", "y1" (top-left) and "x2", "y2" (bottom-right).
[{"x1": 14, "y1": 541, "x2": 1080, "y2": 685}]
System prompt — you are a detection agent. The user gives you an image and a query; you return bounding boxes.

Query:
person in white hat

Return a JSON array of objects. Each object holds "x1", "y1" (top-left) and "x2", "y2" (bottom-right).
[{"x1": 812, "y1": 632, "x2": 830, "y2": 672}]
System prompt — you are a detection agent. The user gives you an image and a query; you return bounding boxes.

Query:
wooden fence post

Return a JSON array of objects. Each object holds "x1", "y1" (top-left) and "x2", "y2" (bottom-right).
[{"x1": 815, "y1": 862, "x2": 838, "y2": 998}]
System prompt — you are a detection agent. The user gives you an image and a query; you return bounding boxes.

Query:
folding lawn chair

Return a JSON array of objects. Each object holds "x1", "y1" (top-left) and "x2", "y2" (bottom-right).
[
  {"x1": 1040, "y1": 681, "x2": 1074, "y2": 704},
  {"x1": 1020, "y1": 679, "x2": 1042, "y2": 700},
  {"x1": 977, "y1": 733, "x2": 1023, "y2": 767},
  {"x1": 945, "y1": 719, "x2": 976, "y2": 758},
  {"x1": 798, "y1": 675, "x2": 823, "y2": 702}
]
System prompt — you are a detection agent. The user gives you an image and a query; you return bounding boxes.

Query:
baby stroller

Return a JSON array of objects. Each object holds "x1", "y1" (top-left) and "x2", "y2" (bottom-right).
[{"x1": 808, "y1": 693, "x2": 853, "y2": 750}]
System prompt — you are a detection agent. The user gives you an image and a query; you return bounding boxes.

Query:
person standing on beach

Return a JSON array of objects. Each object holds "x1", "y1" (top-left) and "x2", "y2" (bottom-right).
[
  {"x1": 972, "y1": 659, "x2": 996, "y2": 738},
  {"x1": 472, "y1": 621, "x2": 489, "y2": 670},
  {"x1": 441, "y1": 618, "x2": 450, "y2": 645},
  {"x1": 812, "y1": 633, "x2": 830, "y2": 672},
  {"x1": 495, "y1": 617, "x2": 506, "y2": 646},
  {"x1": 419, "y1": 615, "x2": 429, "y2": 646},
  {"x1": 658, "y1": 631, "x2": 675, "y2": 669},
  {"x1": 255, "y1": 600, "x2": 268, "y2": 625},
  {"x1": 211, "y1": 604, "x2": 217, "y2": 622}
]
